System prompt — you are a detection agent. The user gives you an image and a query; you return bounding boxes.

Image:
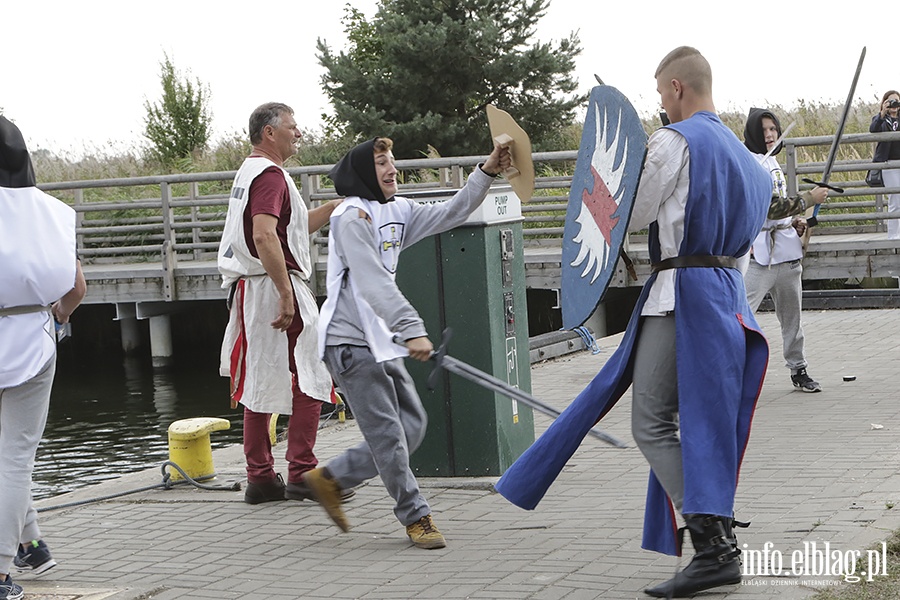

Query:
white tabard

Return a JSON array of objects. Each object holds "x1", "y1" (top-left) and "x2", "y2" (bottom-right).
[
  {"x1": 217, "y1": 157, "x2": 332, "y2": 413},
  {"x1": 0, "y1": 187, "x2": 76, "y2": 388}
]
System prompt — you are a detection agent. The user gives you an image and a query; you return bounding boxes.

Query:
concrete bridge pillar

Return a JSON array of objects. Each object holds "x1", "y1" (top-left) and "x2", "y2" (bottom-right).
[
  {"x1": 121, "y1": 318, "x2": 141, "y2": 354},
  {"x1": 115, "y1": 302, "x2": 142, "y2": 355},
  {"x1": 149, "y1": 314, "x2": 174, "y2": 368}
]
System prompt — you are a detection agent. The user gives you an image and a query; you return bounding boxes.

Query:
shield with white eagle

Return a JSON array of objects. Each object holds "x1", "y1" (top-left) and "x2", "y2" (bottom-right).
[{"x1": 561, "y1": 85, "x2": 647, "y2": 329}]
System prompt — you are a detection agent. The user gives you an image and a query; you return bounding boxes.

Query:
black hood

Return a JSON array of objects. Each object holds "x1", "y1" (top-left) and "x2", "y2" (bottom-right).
[
  {"x1": 744, "y1": 107, "x2": 782, "y2": 156},
  {"x1": 328, "y1": 138, "x2": 391, "y2": 204},
  {"x1": 0, "y1": 116, "x2": 36, "y2": 188}
]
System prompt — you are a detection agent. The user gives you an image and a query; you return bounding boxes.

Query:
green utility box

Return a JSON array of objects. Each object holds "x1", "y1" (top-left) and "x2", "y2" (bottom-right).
[{"x1": 397, "y1": 185, "x2": 535, "y2": 477}]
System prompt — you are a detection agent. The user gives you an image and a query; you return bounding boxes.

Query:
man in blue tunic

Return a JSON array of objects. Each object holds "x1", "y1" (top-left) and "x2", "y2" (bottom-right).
[{"x1": 494, "y1": 47, "x2": 771, "y2": 597}]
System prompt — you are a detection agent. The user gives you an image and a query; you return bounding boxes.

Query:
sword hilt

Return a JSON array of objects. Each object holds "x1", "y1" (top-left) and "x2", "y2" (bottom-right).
[
  {"x1": 800, "y1": 178, "x2": 842, "y2": 228},
  {"x1": 426, "y1": 327, "x2": 453, "y2": 390},
  {"x1": 802, "y1": 177, "x2": 843, "y2": 194}
]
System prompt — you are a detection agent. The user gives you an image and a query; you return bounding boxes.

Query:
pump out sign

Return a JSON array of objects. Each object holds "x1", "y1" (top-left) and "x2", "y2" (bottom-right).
[
  {"x1": 495, "y1": 193, "x2": 510, "y2": 216},
  {"x1": 464, "y1": 186, "x2": 522, "y2": 225}
]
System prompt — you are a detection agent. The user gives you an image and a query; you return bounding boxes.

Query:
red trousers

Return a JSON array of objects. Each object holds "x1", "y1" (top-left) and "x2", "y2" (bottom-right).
[{"x1": 242, "y1": 305, "x2": 321, "y2": 484}]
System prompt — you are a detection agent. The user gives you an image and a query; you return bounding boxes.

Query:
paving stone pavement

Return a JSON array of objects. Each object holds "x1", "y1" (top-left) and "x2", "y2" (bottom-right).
[{"x1": 20, "y1": 308, "x2": 900, "y2": 600}]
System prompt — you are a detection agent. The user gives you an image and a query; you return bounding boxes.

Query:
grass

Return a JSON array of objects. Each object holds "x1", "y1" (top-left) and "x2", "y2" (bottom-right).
[
  {"x1": 808, "y1": 530, "x2": 900, "y2": 600},
  {"x1": 31, "y1": 99, "x2": 882, "y2": 187},
  {"x1": 29, "y1": 99, "x2": 889, "y2": 257}
]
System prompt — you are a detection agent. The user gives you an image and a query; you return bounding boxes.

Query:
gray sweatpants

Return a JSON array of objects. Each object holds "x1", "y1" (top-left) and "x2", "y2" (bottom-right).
[
  {"x1": 744, "y1": 259, "x2": 807, "y2": 372},
  {"x1": 631, "y1": 315, "x2": 684, "y2": 512},
  {"x1": 323, "y1": 345, "x2": 431, "y2": 526},
  {"x1": 0, "y1": 355, "x2": 54, "y2": 575}
]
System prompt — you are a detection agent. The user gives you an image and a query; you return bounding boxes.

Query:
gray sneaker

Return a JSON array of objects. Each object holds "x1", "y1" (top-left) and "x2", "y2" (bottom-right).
[
  {"x1": 14, "y1": 539, "x2": 57, "y2": 575},
  {"x1": 791, "y1": 368, "x2": 822, "y2": 393},
  {"x1": 0, "y1": 576, "x2": 24, "y2": 600}
]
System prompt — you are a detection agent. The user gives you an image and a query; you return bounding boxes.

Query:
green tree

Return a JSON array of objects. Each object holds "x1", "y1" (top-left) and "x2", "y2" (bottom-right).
[
  {"x1": 143, "y1": 54, "x2": 212, "y2": 166},
  {"x1": 317, "y1": 0, "x2": 584, "y2": 158}
]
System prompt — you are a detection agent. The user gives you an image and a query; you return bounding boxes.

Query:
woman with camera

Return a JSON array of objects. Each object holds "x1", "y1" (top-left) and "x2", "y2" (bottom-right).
[{"x1": 869, "y1": 90, "x2": 900, "y2": 239}]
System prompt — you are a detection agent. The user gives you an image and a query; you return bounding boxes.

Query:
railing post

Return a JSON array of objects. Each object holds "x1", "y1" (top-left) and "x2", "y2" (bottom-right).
[
  {"x1": 73, "y1": 188, "x2": 85, "y2": 259},
  {"x1": 300, "y1": 172, "x2": 320, "y2": 297},
  {"x1": 784, "y1": 140, "x2": 798, "y2": 198},
  {"x1": 450, "y1": 164, "x2": 463, "y2": 188},
  {"x1": 160, "y1": 182, "x2": 177, "y2": 300},
  {"x1": 299, "y1": 172, "x2": 312, "y2": 209},
  {"x1": 160, "y1": 181, "x2": 175, "y2": 251},
  {"x1": 190, "y1": 181, "x2": 201, "y2": 261}
]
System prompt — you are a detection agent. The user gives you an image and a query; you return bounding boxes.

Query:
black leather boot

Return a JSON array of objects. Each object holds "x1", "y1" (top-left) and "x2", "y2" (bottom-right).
[{"x1": 644, "y1": 514, "x2": 742, "y2": 598}]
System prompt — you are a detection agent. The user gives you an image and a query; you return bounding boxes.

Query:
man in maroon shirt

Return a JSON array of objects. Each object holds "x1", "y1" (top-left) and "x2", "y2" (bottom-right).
[{"x1": 218, "y1": 103, "x2": 342, "y2": 504}]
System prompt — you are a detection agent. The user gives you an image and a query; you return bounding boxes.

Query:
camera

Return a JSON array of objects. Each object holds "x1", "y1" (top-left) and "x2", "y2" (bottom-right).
[{"x1": 888, "y1": 99, "x2": 900, "y2": 109}]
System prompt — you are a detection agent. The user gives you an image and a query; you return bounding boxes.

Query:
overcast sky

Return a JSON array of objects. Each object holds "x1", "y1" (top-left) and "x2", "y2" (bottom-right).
[{"x1": 3, "y1": 1, "x2": 889, "y2": 159}]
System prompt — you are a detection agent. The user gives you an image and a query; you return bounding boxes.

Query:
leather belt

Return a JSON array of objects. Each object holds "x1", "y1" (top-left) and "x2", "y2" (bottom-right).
[
  {"x1": 651, "y1": 255, "x2": 738, "y2": 273},
  {"x1": 0, "y1": 304, "x2": 51, "y2": 317}
]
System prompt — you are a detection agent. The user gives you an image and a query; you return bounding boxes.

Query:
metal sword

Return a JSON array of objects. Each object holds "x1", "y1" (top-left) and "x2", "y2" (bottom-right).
[
  {"x1": 424, "y1": 328, "x2": 628, "y2": 448},
  {"x1": 803, "y1": 46, "x2": 866, "y2": 226}
]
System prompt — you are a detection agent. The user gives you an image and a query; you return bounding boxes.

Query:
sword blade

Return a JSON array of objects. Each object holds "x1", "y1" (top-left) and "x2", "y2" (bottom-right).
[
  {"x1": 803, "y1": 46, "x2": 866, "y2": 224},
  {"x1": 438, "y1": 354, "x2": 628, "y2": 448},
  {"x1": 820, "y1": 46, "x2": 866, "y2": 188}
]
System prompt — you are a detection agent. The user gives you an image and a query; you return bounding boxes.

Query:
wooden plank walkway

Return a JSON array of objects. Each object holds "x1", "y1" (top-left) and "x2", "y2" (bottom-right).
[{"x1": 81, "y1": 231, "x2": 898, "y2": 306}]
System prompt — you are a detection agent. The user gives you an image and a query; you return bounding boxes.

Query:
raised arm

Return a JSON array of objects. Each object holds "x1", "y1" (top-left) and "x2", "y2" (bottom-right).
[{"x1": 403, "y1": 144, "x2": 511, "y2": 247}]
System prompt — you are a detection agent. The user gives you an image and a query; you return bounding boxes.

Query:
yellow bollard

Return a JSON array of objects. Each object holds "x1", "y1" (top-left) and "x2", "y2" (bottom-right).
[
  {"x1": 167, "y1": 417, "x2": 231, "y2": 481},
  {"x1": 268, "y1": 413, "x2": 280, "y2": 446},
  {"x1": 334, "y1": 391, "x2": 346, "y2": 423}
]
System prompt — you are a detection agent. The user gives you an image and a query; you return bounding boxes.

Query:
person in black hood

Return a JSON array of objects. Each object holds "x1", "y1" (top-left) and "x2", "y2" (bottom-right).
[
  {"x1": 743, "y1": 108, "x2": 827, "y2": 221},
  {"x1": 744, "y1": 107, "x2": 784, "y2": 156},
  {"x1": 0, "y1": 115, "x2": 86, "y2": 600},
  {"x1": 0, "y1": 115, "x2": 36, "y2": 188},
  {"x1": 303, "y1": 137, "x2": 510, "y2": 550},
  {"x1": 329, "y1": 138, "x2": 392, "y2": 203},
  {"x1": 741, "y1": 107, "x2": 824, "y2": 393}
]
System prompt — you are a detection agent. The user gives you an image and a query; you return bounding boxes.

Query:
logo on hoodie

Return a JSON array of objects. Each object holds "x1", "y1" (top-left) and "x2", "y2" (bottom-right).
[{"x1": 378, "y1": 222, "x2": 404, "y2": 273}]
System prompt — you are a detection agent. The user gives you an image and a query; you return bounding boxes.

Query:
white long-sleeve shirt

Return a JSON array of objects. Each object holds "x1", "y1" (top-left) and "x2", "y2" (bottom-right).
[
  {"x1": 628, "y1": 128, "x2": 690, "y2": 316},
  {"x1": 750, "y1": 154, "x2": 803, "y2": 265}
]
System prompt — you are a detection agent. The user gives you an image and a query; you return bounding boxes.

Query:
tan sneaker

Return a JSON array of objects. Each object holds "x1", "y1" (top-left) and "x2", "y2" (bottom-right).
[
  {"x1": 406, "y1": 514, "x2": 446, "y2": 549},
  {"x1": 285, "y1": 480, "x2": 356, "y2": 503},
  {"x1": 301, "y1": 468, "x2": 350, "y2": 532}
]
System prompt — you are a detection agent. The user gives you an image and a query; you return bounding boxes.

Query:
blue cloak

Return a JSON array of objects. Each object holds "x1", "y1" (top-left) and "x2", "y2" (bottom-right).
[{"x1": 495, "y1": 112, "x2": 771, "y2": 556}]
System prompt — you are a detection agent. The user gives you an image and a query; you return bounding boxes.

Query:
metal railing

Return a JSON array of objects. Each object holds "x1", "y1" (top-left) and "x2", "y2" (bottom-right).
[
  {"x1": 783, "y1": 130, "x2": 900, "y2": 231},
  {"x1": 38, "y1": 133, "x2": 900, "y2": 270}
]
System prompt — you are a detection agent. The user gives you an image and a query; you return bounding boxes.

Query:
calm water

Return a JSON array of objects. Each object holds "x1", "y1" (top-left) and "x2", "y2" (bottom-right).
[{"x1": 35, "y1": 352, "x2": 242, "y2": 501}]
